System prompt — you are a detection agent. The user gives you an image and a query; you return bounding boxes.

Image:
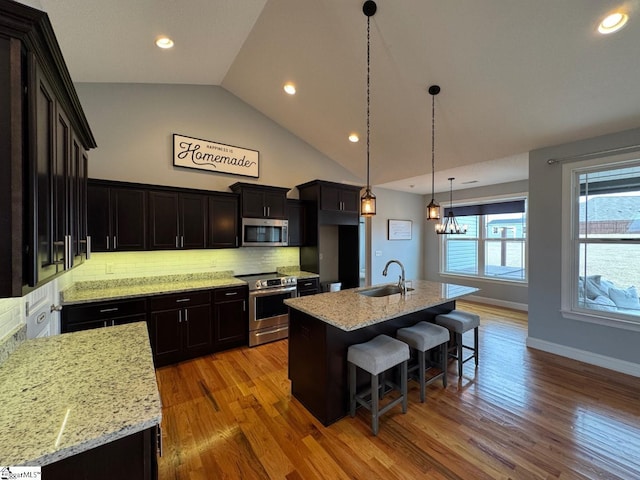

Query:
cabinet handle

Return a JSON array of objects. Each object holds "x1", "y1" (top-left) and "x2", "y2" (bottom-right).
[
  {"x1": 113, "y1": 236, "x2": 117, "y2": 250},
  {"x1": 103, "y1": 320, "x2": 109, "y2": 328},
  {"x1": 176, "y1": 298, "x2": 191, "y2": 303},
  {"x1": 235, "y1": 236, "x2": 238, "y2": 247},
  {"x1": 50, "y1": 304, "x2": 63, "y2": 313},
  {"x1": 107, "y1": 236, "x2": 110, "y2": 250},
  {"x1": 157, "y1": 425, "x2": 163, "y2": 457},
  {"x1": 99, "y1": 307, "x2": 119, "y2": 313},
  {"x1": 86, "y1": 235, "x2": 91, "y2": 260},
  {"x1": 181, "y1": 236, "x2": 184, "y2": 248},
  {"x1": 303, "y1": 282, "x2": 312, "y2": 286},
  {"x1": 225, "y1": 292, "x2": 238, "y2": 296},
  {"x1": 243, "y1": 300, "x2": 246, "y2": 312},
  {"x1": 263, "y1": 206, "x2": 267, "y2": 217},
  {"x1": 64, "y1": 235, "x2": 73, "y2": 270},
  {"x1": 178, "y1": 311, "x2": 182, "y2": 323},
  {"x1": 184, "y1": 310, "x2": 188, "y2": 322},
  {"x1": 175, "y1": 236, "x2": 179, "y2": 248},
  {"x1": 267, "y1": 206, "x2": 271, "y2": 217}
]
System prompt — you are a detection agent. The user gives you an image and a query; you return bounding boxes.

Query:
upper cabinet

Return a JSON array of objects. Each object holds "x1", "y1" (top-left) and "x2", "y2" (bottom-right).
[
  {"x1": 208, "y1": 193, "x2": 239, "y2": 248},
  {"x1": 0, "y1": 1, "x2": 96, "y2": 297},
  {"x1": 148, "y1": 191, "x2": 207, "y2": 250},
  {"x1": 230, "y1": 182, "x2": 288, "y2": 219},
  {"x1": 87, "y1": 181, "x2": 147, "y2": 252},
  {"x1": 297, "y1": 180, "x2": 362, "y2": 226}
]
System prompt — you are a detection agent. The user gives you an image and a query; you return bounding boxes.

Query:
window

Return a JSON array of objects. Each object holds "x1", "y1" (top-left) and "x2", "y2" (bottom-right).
[
  {"x1": 565, "y1": 156, "x2": 640, "y2": 323},
  {"x1": 441, "y1": 198, "x2": 527, "y2": 282}
]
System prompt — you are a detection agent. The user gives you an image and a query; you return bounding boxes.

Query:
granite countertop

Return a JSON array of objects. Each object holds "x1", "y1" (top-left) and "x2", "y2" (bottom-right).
[
  {"x1": 284, "y1": 280, "x2": 479, "y2": 331},
  {"x1": 61, "y1": 271, "x2": 246, "y2": 305},
  {"x1": 0, "y1": 322, "x2": 161, "y2": 466}
]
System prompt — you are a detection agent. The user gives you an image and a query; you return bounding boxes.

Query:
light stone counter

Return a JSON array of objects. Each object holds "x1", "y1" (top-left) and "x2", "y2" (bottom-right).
[
  {"x1": 61, "y1": 271, "x2": 246, "y2": 305},
  {"x1": 284, "y1": 279, "x2": 479, "y2": 331},
  {"x1": 0, "y1": 322, "x2": 161, "y2": 466}
]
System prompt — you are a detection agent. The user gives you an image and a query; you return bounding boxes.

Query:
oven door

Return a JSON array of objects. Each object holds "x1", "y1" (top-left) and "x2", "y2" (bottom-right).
[{"x1": 248, "y1": 286, "x2": 296, "y2": 346}]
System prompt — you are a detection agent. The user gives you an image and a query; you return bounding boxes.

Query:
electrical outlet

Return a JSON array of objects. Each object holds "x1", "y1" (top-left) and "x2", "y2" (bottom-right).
[
  {"x1": 319, "y1": 253, "x2": 324, "y2": 260},
  {"x1": 106, "y1": 263, "x2": 114, "y2": 274},
  {"x1": 375, "y1": 250, "x2": 382, "y2": 257}
]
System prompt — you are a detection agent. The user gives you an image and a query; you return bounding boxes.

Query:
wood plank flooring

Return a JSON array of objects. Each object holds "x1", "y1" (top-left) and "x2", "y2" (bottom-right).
[{"x1": 155, "y1": 302, "x2": 640, "y2": 479}]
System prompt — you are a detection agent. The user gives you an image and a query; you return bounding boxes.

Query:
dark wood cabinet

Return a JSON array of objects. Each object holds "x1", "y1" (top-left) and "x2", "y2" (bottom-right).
[
  {"x1": 213, "y1": 286, "x2": 247, "y2": 350},
  {"x1": 87, "y1": 182, "x2": 147, "y2": 252},
  {"x1": 62, "y1": 298, "x2": 147, "y2": 333},
  {"x1": 296, "y1": 277, "x2": 320, "y2": 296},
  {"x1": 148, "y1": 191, "x2": 207, "y2": 250},
  {"x1": 297, "y1": 180, "x2": 361, "y2": 225},
  {"x1": 0, "y1": 2, "x2": 95, "y2": 297},
  {"x1": 148, "y1": 291, "x2": 212, "y2": 367},
  {"x1": 42, "y1": 426, "x2": 158, "y2": 480},
  {"x1": 208, "y1": 193, "x2": 239, "y2": 248},
  {"x1": 286, "y1": 199, "x2": 307, "y2": 246},
  {"x1": 230, "y1": 182, "x2": 289, "y2": 219}
]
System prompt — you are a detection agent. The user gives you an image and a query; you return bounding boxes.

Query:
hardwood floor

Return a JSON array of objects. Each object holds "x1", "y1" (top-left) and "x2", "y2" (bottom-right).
[{"x1": 155, "y1": 302, "x2": 640, "y2": 479}]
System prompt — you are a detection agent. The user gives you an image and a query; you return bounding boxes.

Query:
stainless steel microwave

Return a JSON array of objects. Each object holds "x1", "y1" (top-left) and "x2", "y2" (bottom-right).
[{"x1": 241, "y1": 218, "x2": 288, "y2": 247}]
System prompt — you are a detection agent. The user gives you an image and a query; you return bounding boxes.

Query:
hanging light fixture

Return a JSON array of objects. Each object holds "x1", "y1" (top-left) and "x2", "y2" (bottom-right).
[
  {"x1": 426, "y1": 85, "x2": 441, "y2": 220},
  {"x1": 435, "y1": 177, "x2": 467, "y2": 235},
  {"x1": 360, "y1": 0, "x2": 377, "y2": 216}
]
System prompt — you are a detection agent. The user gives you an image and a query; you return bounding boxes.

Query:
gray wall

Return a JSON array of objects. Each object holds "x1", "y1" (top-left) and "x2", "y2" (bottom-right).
[
  {"x1": 529, "y1": 126, "x2": 640, "y2": 367},
  {"x1": 369, "y1": 188, "x2": 425, "y2": 285},
  {"x1": 75, "y1": 83, "x2": 361, "y2": 195},
  {"x1": 424, "y1": 180, "x2": 529, "y2": 308}
]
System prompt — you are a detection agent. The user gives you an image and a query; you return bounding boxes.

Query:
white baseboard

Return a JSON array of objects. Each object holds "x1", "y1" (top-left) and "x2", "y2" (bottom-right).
[
  {"x1": 464, "y1": 295, "x2": 528, "y2": 312},
  {"x1": 526, "y1": 337, "x2": 640, "y2": 378}
]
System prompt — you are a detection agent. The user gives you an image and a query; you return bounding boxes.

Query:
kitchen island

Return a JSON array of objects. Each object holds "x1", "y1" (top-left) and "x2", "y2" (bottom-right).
[
  {"x1": 0, "y1": 322, "x2": 161, "y2": 479},
  {"x1": 284, "y1": 280, "x2": 478, "y2": 426}
]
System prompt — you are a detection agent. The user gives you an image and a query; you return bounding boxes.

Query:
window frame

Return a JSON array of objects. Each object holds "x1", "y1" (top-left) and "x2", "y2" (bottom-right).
[
  {"x1": 439, "y1": 193, "x2": 529, "y2": 284},
  {"x1": 560, "y1": 151, "x2": 640, "y2": 331}
]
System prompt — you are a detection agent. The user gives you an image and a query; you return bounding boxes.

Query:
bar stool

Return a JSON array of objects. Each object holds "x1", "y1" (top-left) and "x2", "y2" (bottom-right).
[
  {"x1": 348, "y1": 334, "x2": 410, "y2": 435},
  {"x1": 435, "y1": 310, "x2": 480, "y2": 377},
  {"x1": 396, "y1": 322, "x2": 450, "y2": 402}
]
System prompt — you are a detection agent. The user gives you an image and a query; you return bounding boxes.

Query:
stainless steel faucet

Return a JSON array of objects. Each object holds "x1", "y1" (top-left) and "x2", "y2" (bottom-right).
[{"x1": 382, "y1": 259, "x2": 406, "y2": 296}]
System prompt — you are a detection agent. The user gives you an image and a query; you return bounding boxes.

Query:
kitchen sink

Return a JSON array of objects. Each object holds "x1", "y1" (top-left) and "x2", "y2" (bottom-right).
[{"x1": 358, "y1": 285, "x2": 414, "y2": 297}]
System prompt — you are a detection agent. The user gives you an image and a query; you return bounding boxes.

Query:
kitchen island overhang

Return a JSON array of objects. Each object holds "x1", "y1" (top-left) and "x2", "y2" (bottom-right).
[{"x1": 285, "y1": 280, "x2": 479, "y2": 426}]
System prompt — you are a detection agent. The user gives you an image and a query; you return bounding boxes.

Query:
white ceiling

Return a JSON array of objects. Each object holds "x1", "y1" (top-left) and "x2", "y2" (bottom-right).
[{"x1": 35, "y1": 0, "x2": 640, "y2": 194}]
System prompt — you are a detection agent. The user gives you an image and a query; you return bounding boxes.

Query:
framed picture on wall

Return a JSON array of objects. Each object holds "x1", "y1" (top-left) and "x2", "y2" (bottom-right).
[{"x1": 388, "y1": 219, "x2": 412, "y2": 240}]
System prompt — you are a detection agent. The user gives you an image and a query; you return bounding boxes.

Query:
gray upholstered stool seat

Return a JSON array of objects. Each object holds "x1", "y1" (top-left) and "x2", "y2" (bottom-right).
[
  {"x1": 397, "y1": 322, "x2": 450, "y2": 402},
  {"x1": 435, "y1": 310, "x2": 480, "y2": 377},
  {"x1": 348, "y1": 334, "x2": 410, "y2": 435}
]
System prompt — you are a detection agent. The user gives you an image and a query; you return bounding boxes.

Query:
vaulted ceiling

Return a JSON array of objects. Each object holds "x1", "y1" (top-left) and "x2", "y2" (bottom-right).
[{"x1": 36, "y1": 0, "x2": 640, "y2": 194}]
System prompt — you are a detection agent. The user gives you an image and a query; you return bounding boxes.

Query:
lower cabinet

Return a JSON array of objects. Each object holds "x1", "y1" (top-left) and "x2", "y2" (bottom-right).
[
  {"x1": 296, "y1": 277, "x2": 320, "y2": 297},
  {"x1": 148, "y1": 291, "x2": 212, "y2": 367},
  {"x1": 62, "y1": 299, "x2": 147, "y2": 333},
  {"x1": 42, "y1": 426, "x2": 158, "y2": 480},
  {"x1": 213, "y1": 286, "x2": 248, "y2": 351}
]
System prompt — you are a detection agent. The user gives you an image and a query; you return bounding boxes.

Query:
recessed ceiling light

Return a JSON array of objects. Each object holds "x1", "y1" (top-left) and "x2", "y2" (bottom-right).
[
  {"x1": 598, "y1": 12, "x2": 629, "y2": 34},
  {"x1": 348, "y1": 133, "x2": 359, "y2": 143},
  {"x1": 283, "y1": 83, "x2": 296, "y2": 95},
  {"x1": 155, "y1": 36, "x2": 174, "y2": 49}
]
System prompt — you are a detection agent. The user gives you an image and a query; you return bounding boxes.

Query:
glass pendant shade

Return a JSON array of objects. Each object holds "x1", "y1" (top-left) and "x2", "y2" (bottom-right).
[
  {"x1": 426, "y1": 198, "x2": 440, "y2": 220},
  {"x1": 361, "y1": 189, "x2": 376, "y2": 216}
]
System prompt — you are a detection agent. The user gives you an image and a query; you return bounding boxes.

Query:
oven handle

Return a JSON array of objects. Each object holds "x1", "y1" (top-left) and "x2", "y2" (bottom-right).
[{"x1": 249, "y1": 286, "x2": 297, "y2": 298}]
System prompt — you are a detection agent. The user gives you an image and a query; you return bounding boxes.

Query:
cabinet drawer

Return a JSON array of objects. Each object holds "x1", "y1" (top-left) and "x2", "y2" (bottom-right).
[
  {"x1": 214, "y1": 286, "x2": 247, "y2": 302},
  {"x1": 297, "y1": 278, "x2": 319, "y2": 291},
  {"x1": 65, "y1": 298, "x2": 147, "y2": 324},
  {"x1": 150, "y1": 291, "x2": 211, "y2": 311}
]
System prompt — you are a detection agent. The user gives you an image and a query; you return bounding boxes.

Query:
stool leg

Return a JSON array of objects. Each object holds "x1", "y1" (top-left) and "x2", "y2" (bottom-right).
[
  {"x1": 349, "y1": 362, "x2": 356, "y2": 417},
  {"x1": 457, "y1": 332, "x2": 463, "y2": 377},
  {"x1": 441, "y1": 343, "x2": 447, "y2": 388},
  {"x1": 371, "y1": 373, "x2": 379, "y2": 436},
  {"x1": 418, "y1": 349, "x2": 426, "y2": 402},
  {"x1": 401, "y1": 360, "x2": 408, "y2": 413},
  {"x1": 474, "y1": 326, "x2": 479, "y2": 367}
]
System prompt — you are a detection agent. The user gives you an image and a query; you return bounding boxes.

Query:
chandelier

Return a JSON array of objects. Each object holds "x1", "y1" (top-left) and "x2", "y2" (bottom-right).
[{"x1": 435, "y1": 177, "x2": 467, "y2": 235}]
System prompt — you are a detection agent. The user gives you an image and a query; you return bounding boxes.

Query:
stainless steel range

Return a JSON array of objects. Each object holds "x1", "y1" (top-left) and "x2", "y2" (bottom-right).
[{"x1": 237, "y1": 273, "x2": 297, "y2": 347}]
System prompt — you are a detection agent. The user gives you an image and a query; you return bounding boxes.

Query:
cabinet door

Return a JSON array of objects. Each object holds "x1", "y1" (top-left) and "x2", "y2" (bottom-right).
[
  {"x1": 79, "y1": 151, "x2": 89, "y2": 258},
  {"x1": 113, "y1": 188, "x2": 147, "y2": 250},
  {"x1": 213, "y1": 287, "x2": 247, "y2": 350},
  {"x1": 31, "y1": 62, "x2": 58, "y2": 284},
  {"x1": 320, "y1": 185, "x2": 340, "y2": 211},
  {"x1": 149, "y1": 191, "x2": 179, "y2": 250},
  {"x1": 208, "y1": 194, "x2": 238, "y2": 248},
  {"x1": 264, "y1": 191, "x2": 286, "y2": 218},
  {"x1": 286, "y1": 200, "x2": 305, "y2": 246},
  {"x1": 54, "y1": 106, "x2": 71, "y2": 270},
  {"x1": 70, "y1": 136, "x2": 81, "y2": 260},
  {"x1": 182, "y1": 303, "x2": 213, "y2": 359},
  {"x1": 149, "y1": 309, "x2": 182, "y2": 367},
  {"x1": 180, "y1": 193, "x2": 207, "y2": 249},
  {"x1": 339, "y1": 188, "x2": 360, "y2": 213},
  {"x1": 241, "y1": 189, "x2": 266, "y2": 218},
  {"x1": 87, "y1": 184, "x2": 111, "y2": 251}
]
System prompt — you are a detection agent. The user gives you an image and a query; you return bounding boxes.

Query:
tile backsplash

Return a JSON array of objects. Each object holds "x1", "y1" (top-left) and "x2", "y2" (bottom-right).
[{"x1": 72, "y1": 247, "x2": 301, "y2": 282}]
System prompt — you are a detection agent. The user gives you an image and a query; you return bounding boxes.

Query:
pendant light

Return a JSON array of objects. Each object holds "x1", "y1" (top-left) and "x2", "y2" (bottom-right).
[
  {"x1": 426, "y1": 85, "x2": 441, "y2": 220},
  {"x1": 435, "y1": 177, "x2": 468, "y2": 235},
  {"x1": 360, "y1": 0, "x2": 377, "y2": 216}
]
